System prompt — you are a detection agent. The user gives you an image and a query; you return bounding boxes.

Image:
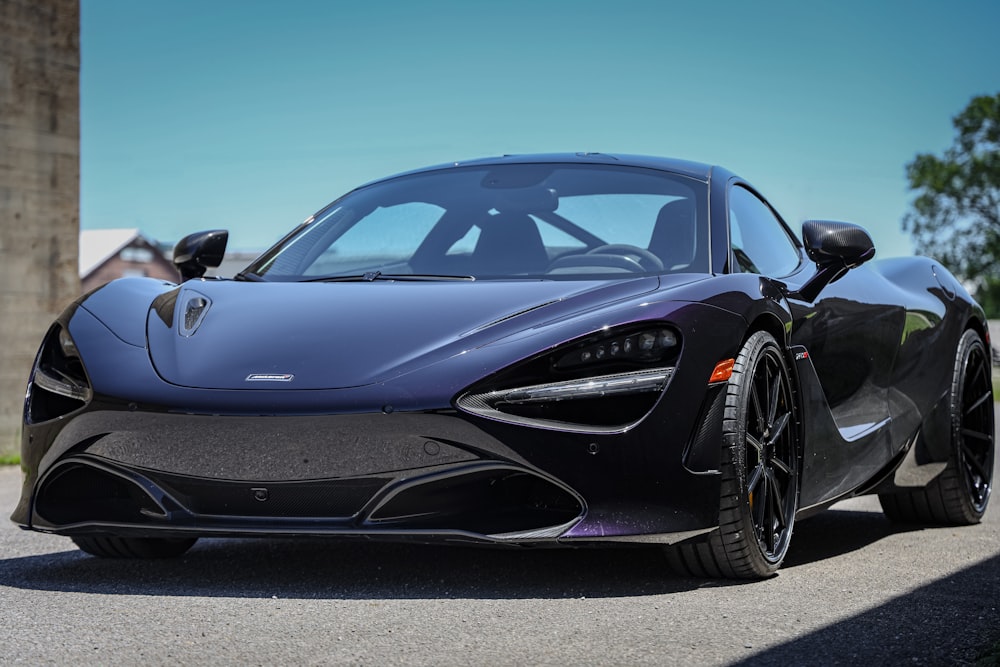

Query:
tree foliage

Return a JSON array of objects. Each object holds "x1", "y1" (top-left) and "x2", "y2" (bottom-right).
[{"x1": 904, "y1": 93, "x2": 1000, "y2": 312}]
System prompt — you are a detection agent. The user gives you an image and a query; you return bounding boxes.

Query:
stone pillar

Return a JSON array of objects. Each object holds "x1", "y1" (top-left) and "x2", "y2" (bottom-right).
[{"x1": 0, "y1": 0, "x2": 80, "y2": 458}]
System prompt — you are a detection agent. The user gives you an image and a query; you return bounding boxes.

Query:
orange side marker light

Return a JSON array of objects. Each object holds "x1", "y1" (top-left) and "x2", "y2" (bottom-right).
[{"x1": 709, "y1": 358, "x2": 735, "y2": 383}]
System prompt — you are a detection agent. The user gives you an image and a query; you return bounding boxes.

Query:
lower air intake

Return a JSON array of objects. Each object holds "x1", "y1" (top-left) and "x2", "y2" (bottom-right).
[
  {"x1": 35, "y1": 461, "x2": 164, "y2": 526},
  {"x1": 367, "y1": 465, "x2": 583, "y2": 537}
]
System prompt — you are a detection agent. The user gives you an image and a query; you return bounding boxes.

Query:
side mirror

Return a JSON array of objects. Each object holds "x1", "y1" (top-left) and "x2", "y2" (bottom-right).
[
  {"x1": 790, "y1": 221, "x2": 875, "y2": 302},
  {"x1": 173, "y1": 230, "x2": 228, "y2": 281}
]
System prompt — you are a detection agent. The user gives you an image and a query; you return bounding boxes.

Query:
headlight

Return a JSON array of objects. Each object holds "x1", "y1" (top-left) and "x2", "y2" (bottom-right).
[
  {"x1": 25, "y1": 324, "x2": 93, "y2": 423},
  {"x1": 554, "y1": 328, "x2": 677, "y2": 369},
  {"x1": 456, "y1": 325, "x2": 680, "y2": 433},
  {"x1": 490, "y1": 368, "x2": 672, "y2": 404}
]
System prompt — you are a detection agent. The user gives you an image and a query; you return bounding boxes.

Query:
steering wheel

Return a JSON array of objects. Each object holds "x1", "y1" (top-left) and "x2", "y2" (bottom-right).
[
  {"x1": 548, "y1": 253, "x2": 646, "y2": 273},
  {"x1": 586, "y1": 244, "x2": 664, "y2": 271}
]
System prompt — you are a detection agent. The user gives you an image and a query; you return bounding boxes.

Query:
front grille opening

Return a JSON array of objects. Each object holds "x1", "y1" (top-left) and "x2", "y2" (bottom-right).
[
  {"x1": 368, "y1": 468, "x2": 583, "y2": 536},
  {"x1": 35, "y1": 463, "x2": 163, "y2": 526},
  {"x1": 150, "y1": 473, "x2": 390, "y2": 518}
]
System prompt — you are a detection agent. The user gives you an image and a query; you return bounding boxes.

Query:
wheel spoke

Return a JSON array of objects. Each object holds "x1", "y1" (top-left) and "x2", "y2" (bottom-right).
[
  {"x1": 762, "y1": 474, "x2": 775, "y2": 552},
  {"x1": 961, "y1": 428, "x2": 992, "y2": 443},
  {"x1": 766, "y1": 361, "x2": 780, "y2": 426},
  {"x1": 765, "y1": 490, "x2": 776, "y2": 552},
  {"x1": 964, "y1": 390, "x2": 993, "y2": 417},
  {"x1": 747, "y1": 462, "x2": 764, "y2": 495},
  {"x1": 746, "y1": 433, "x2": 764, "y2": 456},
  {"x1": 752, "y1": 471, "x2": 768, "y2": 538},
  {"x1": 961, "y1": 442, "x2": 992, "y2": 481},
  {"x1": 749, "y1": 374, "x2": 766, "y2": 434},
  {"x1": 768, "y1": 412, "x2": 790, "y2": 446},
  {"x1": 770, "y1": 454, "x2": 792, "y2": 477},
  {"x1": 766, "y1": 468, "x2": 787, "y2": 530},
  {"x1": 967, "y1": 354, "x2": 987, "y2": 385}
]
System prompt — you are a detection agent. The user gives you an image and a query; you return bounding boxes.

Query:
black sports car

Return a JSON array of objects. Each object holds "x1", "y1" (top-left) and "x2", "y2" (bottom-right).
[{"x1": 12, "y1": 153, "x2": 995, "y2": 578}]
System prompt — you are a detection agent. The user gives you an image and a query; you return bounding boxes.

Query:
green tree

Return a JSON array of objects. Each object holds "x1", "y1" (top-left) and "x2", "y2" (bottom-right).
[{"x1": 905, "y1": 93, "x2": 1000, "y2": 315}]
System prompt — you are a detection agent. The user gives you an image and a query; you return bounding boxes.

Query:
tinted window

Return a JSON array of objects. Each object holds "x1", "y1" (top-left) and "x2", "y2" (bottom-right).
[
  {"x1": 301, "y1": 202, "x2": 444, "y2": 277},
  {"x1": 729, "y1": 186, "x2": 800, "y2": 276},
  {"x1": 249, "y1": 164, "x2": 709, "y2": 281}
]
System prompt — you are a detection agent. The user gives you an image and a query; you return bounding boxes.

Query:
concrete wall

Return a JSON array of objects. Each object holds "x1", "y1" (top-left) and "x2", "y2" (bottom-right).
[{"x1": 0, "y1": 1, "x2": 80, "y2": 457}]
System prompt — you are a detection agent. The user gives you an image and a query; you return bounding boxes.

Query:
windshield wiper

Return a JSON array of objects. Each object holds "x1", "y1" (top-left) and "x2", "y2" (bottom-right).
[
  {"x1": 303, "y1": 272, "x2": 476, "y2": 283},
  {"x1": 234, "y1": 271, "x2": 266, "y2": 282}
]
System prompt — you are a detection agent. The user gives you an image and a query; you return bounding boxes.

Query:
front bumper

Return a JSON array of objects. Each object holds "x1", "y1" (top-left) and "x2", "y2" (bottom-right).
[{"x1": 14, "y1": 405, "x2": 723, "y2": 546}]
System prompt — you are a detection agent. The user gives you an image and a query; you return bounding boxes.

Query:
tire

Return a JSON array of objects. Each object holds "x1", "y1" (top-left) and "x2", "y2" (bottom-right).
[
  {"x1": 879, "y1": 329, "x2": 994, "y2": 524},
  {"x1": 666, "y1": 331, "x2": 800, "y2": 579},
  {"x1": 72, "y1": 535, "x2": 197, "y2": 559}
]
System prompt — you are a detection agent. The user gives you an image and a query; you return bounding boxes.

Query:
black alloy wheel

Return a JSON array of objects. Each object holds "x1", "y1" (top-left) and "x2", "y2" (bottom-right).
[
  {"x1": 666, "y1": 331, "x2": 800, "y2": 579},
  {"x1": 880, "y1": 329, "x2": 994, "y2": 523}
]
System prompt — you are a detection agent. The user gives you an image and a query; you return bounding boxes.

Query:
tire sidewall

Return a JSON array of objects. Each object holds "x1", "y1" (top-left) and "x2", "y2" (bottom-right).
[
  {"x1": 722, "y1": 330, "x2": 800, "y2": 575},
  {"x1": 951, "y1": 330, "x2": 994, "y2": 521}
]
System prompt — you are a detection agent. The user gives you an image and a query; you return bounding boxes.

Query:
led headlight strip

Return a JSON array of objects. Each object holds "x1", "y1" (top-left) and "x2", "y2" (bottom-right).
[
  {"x1": 456, "y1": 367, "x2": 674, "y2": 433},
  {"x1": 29, "y1": 325, "x2": 93, "y2": 412},
  {"x1": 500, "y1": 368, "x2": 672, "y2": 404},
  {"x1": 32, "y1": 366, "x2": 92, "y2": 402}
]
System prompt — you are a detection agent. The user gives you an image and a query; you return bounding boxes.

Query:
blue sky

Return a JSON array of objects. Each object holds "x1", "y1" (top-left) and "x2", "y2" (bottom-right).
[{"x1": 81, "y1": 1, "x2": 1000, "y2": 256}]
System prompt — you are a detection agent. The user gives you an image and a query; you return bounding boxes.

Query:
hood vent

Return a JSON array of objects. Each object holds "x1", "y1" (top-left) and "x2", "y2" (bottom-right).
[{"x1": 180, "y1": 292, "x2": 211, "y2": 336}]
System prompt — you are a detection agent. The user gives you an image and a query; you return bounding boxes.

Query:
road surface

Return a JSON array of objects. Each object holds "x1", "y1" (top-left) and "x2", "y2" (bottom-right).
[{"x1": 2, "y1": 418, "x2": 998, "y2": 666}]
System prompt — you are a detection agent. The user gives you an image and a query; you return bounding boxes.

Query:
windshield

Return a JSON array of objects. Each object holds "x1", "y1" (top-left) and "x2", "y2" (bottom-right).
[{"x1": 246, "y1": 163, "x2": 709, "y2": 281}]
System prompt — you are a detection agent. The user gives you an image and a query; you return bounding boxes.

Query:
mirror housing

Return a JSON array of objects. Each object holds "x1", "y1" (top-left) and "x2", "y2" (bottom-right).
[
  {"x1": 802, "y1": 220, "x2": 876, "y2": 269},
  {"x1": 790, "y1": 220, "x2": 875, "y2": 302},
  {"x1": 173, "y1": 230, "x2": 228, "y2": 281}
]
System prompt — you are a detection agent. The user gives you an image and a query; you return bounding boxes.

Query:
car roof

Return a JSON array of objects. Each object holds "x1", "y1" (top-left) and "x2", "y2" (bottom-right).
[{"x1": 357, "y1": 153, "x2": 716, "y2": 189}]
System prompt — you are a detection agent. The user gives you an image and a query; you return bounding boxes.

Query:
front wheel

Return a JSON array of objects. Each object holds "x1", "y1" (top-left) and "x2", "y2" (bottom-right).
[
  {"x1": 879, "y1": 329, "x2": 994, "y2": 524},
  {"x1": 666, "y1": 331, "x2": 800, "y2": 579}
]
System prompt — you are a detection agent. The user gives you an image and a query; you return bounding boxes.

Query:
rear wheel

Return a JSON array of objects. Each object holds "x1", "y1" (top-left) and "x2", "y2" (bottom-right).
[
  {"x1": 72, "y1": 535, "x2": 197, "y2": 559},
  {"x1": 879, "y1": 329, "x2": 994, "y2": 524},
  {"x1": 666, "y1": 331, "x2": 800, "y2": 578}
]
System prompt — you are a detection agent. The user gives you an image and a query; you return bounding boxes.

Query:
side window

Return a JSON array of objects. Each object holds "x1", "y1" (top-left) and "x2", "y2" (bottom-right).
[{"x1": 728, "y1": 186, "x2": 800, "y2": 276}]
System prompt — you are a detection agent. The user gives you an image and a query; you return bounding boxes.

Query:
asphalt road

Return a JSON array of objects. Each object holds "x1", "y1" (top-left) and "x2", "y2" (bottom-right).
[{"x1": 2, "y1": 417, "x2": 999, "y2": 666}]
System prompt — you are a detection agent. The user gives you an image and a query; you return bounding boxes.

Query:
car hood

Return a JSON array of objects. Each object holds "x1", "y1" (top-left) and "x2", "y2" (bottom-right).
[{"x1": 146, "y1": 277, "x2": 679, "y2": 390}]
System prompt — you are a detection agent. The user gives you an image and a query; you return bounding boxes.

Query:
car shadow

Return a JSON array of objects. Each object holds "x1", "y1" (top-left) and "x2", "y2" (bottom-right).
[
  {"x1": 0, "y1": 506, "x2": 923, "y2": 600},
  {"x1": 0, "y1": 539, "x2": 701, "y2": 599},
  {"x1": 781, "y1": 506, "x2": 923, "y2": 569},
  {"x1": 732, "y1": 552, "x2": 1000, "y2": 665}
]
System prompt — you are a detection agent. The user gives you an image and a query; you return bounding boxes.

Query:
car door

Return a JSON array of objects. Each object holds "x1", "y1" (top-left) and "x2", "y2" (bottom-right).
[{"x1": 727, "y1": 184, "x2": 903, "y2": 506}]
